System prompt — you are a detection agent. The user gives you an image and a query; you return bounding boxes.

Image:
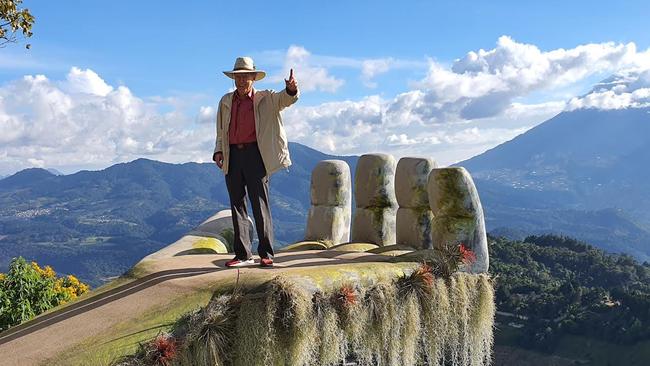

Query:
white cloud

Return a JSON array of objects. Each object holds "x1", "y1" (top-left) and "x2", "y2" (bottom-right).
[
  {"x1": 27, "y1": 158, "x2": 45, "y2": 168},
  {"x1": 409, "y1": 36, "x2": 649, "y2": 121},
  {"x1": 63, "y1": 67, "x2": 114, "y2": 96},
  {"x1": 196, "y1": 106, "x2": 216, "y2": 124},
  {"x1": 4, "y1": 37, "x2": 650, "y2": 175},
  {"x1": 566, "y1": 69, "x2": 650, "y2": 110},
  {"x1": 283, "y1": 96, "x2": 382, "y2": 152},
  {"x1": 361, "y1": 58, "x2": 394, "y2": 88},
  {"x1": 567, "y1": 88, "x2": 650, "y2": 110},
  {"x1": 282, "y1": 93, "x2": 559, "y2": 165},
  {"x1": 264, "y1": 46, "x2": 429, "y2": 91},
  {"x1": 273, "y1": 45, "x2": 345, "y2": 93},
  {"x1": 386, "y1": 133, "x2": 418, "y2": 146},
  {"x1": 276, "y1": 37, "x2": 628, "y2": 163},
  {"x1": 0, "y1": 68, "x2": 215, "y2": 175}
]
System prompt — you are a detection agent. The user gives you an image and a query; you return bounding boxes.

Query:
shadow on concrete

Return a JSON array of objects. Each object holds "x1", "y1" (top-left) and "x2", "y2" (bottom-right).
[{"x1": 211, "y1": 253, "x2": 399, "y2": 273}]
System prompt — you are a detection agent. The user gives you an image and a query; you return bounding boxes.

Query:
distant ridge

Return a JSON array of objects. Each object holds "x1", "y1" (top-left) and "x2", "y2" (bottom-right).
[
  {"x1": 0, "y1": 168, "x2": 55, "y2": 189},
  {"x1": 0, "y1": 142, "x2": 358, "y2": 286},
  {"x1": 459, "y1": 106, "x2": 650, "y2": 261}
]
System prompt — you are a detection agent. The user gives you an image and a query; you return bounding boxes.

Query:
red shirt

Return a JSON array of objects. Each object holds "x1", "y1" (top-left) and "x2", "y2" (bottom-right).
[{"x1": 229, "y1": 90, "x2": 257, "y2": 144}]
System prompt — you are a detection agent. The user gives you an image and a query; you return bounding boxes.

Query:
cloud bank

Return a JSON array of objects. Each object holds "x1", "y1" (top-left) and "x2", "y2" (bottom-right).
[
  {"x1": 567, "y1": 69, "x2": 650, "y2": 110},
  {"x1": 279, "y1": 37, "x2": 650, "y2": 161},
  {"x1": 2, "y1": 37, "x2": 650, "y2": 175},
  {"x1": 0, "y1": 68, "x2": 214, "y2": 174}
]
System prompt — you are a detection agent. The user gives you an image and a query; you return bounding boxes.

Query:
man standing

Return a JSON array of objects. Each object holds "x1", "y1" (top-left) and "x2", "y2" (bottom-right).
[{"x1": 213, "y1": 57, "x2": 299, "y2": 267}]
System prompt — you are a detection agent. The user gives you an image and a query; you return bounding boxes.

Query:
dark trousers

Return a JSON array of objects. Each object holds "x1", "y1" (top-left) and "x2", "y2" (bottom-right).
[{"x1": 225, "y1": 143, "x2": 275, "y2": 259}]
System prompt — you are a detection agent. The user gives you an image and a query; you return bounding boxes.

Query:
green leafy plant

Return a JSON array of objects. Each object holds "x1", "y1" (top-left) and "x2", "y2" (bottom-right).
[{"x1": 0, "y1": 256, "x2": 90, "y2": 331}]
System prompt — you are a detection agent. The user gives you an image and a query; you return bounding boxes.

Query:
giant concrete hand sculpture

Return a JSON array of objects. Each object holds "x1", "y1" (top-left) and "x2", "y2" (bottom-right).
[
  {"x1": 395, "y1": 157, "x2": 437, "y2": 249},
  {"x1": 352, "y1": 153, "x2": 397, "y2": 246},
  {"x1": 427, "y1": 167, "x2": 489, "y2": 273},
  {"x1": 304, "y1": 160, "x2": 352, "y2": 245}
]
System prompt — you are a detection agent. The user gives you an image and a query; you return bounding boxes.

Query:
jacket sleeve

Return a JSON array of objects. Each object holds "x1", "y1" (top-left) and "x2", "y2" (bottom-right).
[
  {"x1": 214, "y1": 101, "x2": 223, "y2": 154},
  {"x1": 271, "y1": 88, "x2": 300, "y2": 111}
]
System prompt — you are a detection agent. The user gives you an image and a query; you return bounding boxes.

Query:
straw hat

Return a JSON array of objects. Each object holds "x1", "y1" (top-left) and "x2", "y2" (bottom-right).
[{"x1": 223, "y1": 56, "x2": 266, "y2": 81}]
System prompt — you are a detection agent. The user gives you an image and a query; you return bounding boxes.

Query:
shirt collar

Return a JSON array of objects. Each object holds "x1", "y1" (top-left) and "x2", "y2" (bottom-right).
[{"x1": 234, "y1": 88, "x2": 254, "y2": 100}]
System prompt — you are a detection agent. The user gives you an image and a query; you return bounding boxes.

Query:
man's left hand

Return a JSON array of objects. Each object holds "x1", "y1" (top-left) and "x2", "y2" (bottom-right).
[{"x1": 285, "y1": 68, "x2": 298, "y2": 94}]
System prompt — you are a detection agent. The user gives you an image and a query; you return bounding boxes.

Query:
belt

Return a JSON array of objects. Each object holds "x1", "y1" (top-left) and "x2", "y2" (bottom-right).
[{"x1": 230, "y1": 142, "x2": 258, "y2": 150}]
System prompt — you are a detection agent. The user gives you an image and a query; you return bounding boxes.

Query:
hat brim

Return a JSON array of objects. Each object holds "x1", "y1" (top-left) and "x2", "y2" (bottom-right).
[{"x1": 223, "y1": 70, "x2": 266, "y2": 81}]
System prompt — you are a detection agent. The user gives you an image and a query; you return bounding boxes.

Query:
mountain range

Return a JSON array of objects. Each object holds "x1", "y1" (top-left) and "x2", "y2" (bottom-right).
[
  {"x1": 0, "y1": 143, "x2": 357, "y2": 286},
  {"x1": 2, "y1": 105, "x2": 650, "y2": 285}
]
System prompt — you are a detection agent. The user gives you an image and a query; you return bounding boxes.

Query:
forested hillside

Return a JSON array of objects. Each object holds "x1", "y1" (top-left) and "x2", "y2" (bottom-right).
[{"x1": 491, "y1": 234, "x2": 650, "y2": 362}]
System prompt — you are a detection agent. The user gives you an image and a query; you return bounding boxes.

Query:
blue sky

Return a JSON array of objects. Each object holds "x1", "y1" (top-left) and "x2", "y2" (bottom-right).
[{"x1": 1, "y1": 0, "x2": 650, "y2": 175}]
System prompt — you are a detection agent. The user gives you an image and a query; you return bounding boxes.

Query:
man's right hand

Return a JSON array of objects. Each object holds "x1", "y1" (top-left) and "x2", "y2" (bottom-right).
[{"x1": 213, "y1": 152, "x2": 224, "y2": 169}]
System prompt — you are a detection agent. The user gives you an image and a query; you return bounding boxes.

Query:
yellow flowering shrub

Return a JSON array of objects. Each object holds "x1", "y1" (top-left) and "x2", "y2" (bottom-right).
[
  {"x1": 31, "y1": 262, "x2": 56, "y2": 279},
  {"x1": 52, "y1": 274, "x2": 90, "y2": 304},
  {"x1": 1, "y1": 257, "x2": 91, "y2": 330}
]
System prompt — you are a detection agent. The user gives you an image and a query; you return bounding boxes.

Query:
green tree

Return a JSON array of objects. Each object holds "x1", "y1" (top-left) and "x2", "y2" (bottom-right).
[
  {"x1": 490, "y1": 234, "x2": 650, "y2": 348},
  {"x1": 0, "y1": 0, "x2": 34, "y2": 49}
]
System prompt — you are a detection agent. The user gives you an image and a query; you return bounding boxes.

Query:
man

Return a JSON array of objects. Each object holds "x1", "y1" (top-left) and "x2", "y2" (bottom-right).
[{"x1": 213, "y1": 56, "x2": 299, "y2": 268}]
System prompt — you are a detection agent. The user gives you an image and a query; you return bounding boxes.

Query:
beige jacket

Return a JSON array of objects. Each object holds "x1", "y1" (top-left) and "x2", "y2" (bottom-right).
[{"x1": 214, "y1": 88, "x2": 299, "y2": 176}]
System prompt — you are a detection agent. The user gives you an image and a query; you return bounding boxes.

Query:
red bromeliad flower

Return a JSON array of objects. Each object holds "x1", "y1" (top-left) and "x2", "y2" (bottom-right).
[
  {"x1": 459, "y1": 243, "x2": 477, "y2": 265},
  {"x1": 414, "y1": 264, "x2": 434, "y2": 287},
  {"x1": 152, "y1": 334, "x2": 178, "y2": 366},
  {"x1": 338, "y1": 285, "x2": 358, "y2": 307}
]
